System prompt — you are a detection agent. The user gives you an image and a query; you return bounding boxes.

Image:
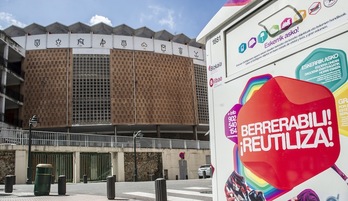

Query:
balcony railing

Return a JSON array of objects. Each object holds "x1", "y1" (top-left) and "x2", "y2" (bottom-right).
[
  {"x1": 0, "y1": 128, "x2": 210, "y2": 150},
  {"x1": 0, "y1": 113, "x2": 22, "y2": 127},
  {"x1": 0, "y1": 57, "x2": 6, "y2": 67},
  {"x1": 0, "y1": 85, "x2": 24, "y2": 102},
  {"x1": 7, "y1": 62, "x2": 22, "y2": 77},
  {"x1": 0, "y1": 57, "x2": 24, "y2": 78}
]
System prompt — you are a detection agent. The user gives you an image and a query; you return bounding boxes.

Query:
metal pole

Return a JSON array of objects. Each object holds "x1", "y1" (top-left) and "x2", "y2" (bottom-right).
[
  {"x1": 26, "y1": 123, "x2": 32, "y2": 184},
  {"x1": 133, "y1": 135, "x2": 137, "y2": 182}
]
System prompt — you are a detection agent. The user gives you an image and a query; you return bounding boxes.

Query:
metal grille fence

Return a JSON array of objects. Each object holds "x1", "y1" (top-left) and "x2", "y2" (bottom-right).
[{"x1": 0, "y1": 128, "x2": 210, "y2": 150}]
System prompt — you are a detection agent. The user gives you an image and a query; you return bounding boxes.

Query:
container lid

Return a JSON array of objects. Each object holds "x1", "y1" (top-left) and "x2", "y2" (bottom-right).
[{"x1": 36, "y1": 164, "x2": 53, "y2": 168}]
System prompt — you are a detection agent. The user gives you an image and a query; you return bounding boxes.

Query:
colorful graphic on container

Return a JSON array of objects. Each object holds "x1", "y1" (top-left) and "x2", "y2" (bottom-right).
[
  {"x1": 281, "y1": 18, "x2": 292, "y2": 30},
  {"x1": 225, "y1": 75, "x2": 272, "y2": 142},
  {"x1": 237, "y1": 76, "x2": 340, "y2": 190},
  {"x1": 248, "y1": 37, "x2": 257, "y2": 48},
  {"x1": 333, "y1": 82, "x2": 348, "y2": 137},
  {"x1": 239, "y1": 43, "x2": 247, "y2": 53},
  {"x1": 239, "y1": 74, "x2": 272, "y2": 104},
  {"x1": 258, "y1": 31, "x2": 268, "y2": 43},
  {"x1": 224, "y1": 0, "x2": 251, "y2": 6},
  {"x1": 209, "y1": 77, "x2": 223, "y2": 87},
  {"x1": 258, "y1": 5, "x2": 303, "y2": 38},
  {"x1": 296, "y1": 48, "x2": 348, "y2": 92},
  {"x1": 231, "y1": 145, "x2": 286, "y2": 200},
  {"x1": 308, "y1": 2, "x2": 321, "y2": 15},
  {"x1": 224, "y1": 104, "x2": 242, "y2": 144}
]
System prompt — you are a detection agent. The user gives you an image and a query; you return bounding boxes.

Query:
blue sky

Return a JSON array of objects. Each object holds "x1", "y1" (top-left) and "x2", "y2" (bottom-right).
[{"x1": 0, "y1": 0, "x2": 227, "y2": 38}]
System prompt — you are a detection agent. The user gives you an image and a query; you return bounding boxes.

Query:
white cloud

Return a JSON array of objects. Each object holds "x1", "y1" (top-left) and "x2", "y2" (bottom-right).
[
  {"x1": 159, "y1": 10, "x2": 175, "y2": 29},
  {"x1": 89, "y1": 15, "x2": 112, "y2": 26},
  {"x1": 141, "y1": 5, "x2": 176, "y2": 30},
  {"x1": 0, "y1": 12, "x2": 26, "y2": 29}
]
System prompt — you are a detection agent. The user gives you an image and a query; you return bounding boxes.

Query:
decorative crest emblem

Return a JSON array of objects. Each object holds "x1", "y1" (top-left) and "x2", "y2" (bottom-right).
[
  {"x1": 121, "y1": 40, "x2": 127, "y2": 48},
  {"x1": 34, "y1": 39, "x2": 40, "y2": 47}
]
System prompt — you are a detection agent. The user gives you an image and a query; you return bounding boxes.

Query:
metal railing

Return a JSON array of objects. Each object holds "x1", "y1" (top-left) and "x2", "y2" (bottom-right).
[{"x1": 0, "y1": 128, "x2": 210, "y2": 150}]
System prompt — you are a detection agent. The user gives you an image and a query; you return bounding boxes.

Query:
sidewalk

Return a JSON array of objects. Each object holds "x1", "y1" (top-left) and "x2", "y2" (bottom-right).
[
  {"x1": 0, "y1": 183, "x2": 139, "y2": 201},
  {"x1": 0, "y1": 193, "x2": 130, "y2": 201}
]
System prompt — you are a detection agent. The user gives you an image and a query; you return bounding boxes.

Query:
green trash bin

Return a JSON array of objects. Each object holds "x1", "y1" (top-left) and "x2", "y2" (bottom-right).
[{"x1": 34, "y1": 164, "x2": 53, "y2": 196}]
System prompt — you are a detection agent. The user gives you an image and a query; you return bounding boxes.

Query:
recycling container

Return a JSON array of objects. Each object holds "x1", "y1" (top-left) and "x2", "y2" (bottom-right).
[
  {"x1": 4, "y1": 175, "x2": 13, "y2": 193},
  {"x1": 34, "y1": 164, "x2": 53, "y2": 196}
]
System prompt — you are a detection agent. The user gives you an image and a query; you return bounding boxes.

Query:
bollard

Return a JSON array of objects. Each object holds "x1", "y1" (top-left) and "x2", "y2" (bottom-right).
[
  {"x1": 186, "y1": 175, "x2": 188, "y2": 180},
  {"x1": 106, "y1": 175, "x2": 115, "y2": 200},
  {"x1": 203, "y1": 171, "x2": 206, "y2": 179},
  {"x1": 83, "y1": 174, "x2": 87, "y2": 183},
  {"x1": 58, "y1": 175, "x2": 66, "y2": 195},
  {"x1": 155, "y1": 178, "x2": 167, "y2": 201},
  {"x1": 11, "y1": 175, "x2": 16, "y2": 185},
  {"x1": 5, "y1": 175, "x2": 13, "y2": 193},
  {"x1": 51, "y1": 175, "x2": 55, "y2": 184},
  {"x1": 113, "y1": 174, "x2": 116, "y2": 183},
  {"x1": 175, "y1": 175, "x2": 178, "y2": 180}
]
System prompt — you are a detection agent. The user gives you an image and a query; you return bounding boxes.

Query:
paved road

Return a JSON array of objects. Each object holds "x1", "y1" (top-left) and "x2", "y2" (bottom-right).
[{"x1": 0, "y1": 179, "x2": 212, "y2": 201}]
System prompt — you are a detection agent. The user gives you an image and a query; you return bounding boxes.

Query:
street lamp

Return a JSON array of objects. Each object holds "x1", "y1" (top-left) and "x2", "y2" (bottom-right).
[
  {"x1": 133, "y1": 130, "x2": 143, "y2": 182},
  {"x1": 26, "y1": 115, "x2": 38, "y2": 184}
]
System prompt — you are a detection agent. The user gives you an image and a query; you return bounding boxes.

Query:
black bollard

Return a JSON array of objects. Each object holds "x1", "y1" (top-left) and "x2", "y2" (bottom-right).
[
  {"x1": 175, "y1": 175, "x2": 178, "y2": 180},
  {"x1": 11, "y1": 175, "x2": 16, "y2": 185},
  {"x1": 83, "y1": 174, "x2": 87, "y2": 183},
  {"x1": 106, "y1": 176, "x2": 115, "y2": 200},
  {"x1": 5, "y1": 175, "x2": 13, "y2": 193},
  {"x1": 203, "y1": 171, "x2": 206, "y2": 179},
  {"x1": 113, "y1": 174, "x2": 116, "y2": 183},
  {"x1": 155, "y1": 178, "x2": 167, "y2": 201},
  {"x1": 51, "y1": 175, "x2": 55, "y2": 184},
  {"x1": 58, "y1": 175, "x2": 66, "y2": 195}
]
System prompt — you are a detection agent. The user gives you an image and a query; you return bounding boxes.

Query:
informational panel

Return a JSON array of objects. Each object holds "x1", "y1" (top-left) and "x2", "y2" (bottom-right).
[
  {"x1": 213, "y1": 30, "x2": 348, "y2": 200},
  {"x1": 208, "y1": 0, "x2": 348, "y2": 198},
  {"x1": 207, "y1": 33, "x2": 224, "y2": 88},
  {"x1": 225, "y1": 0, "x2": 348, "y2": 77}
]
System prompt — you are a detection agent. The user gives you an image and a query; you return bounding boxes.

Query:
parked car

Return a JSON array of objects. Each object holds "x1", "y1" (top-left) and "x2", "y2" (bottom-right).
[{"x1": 198, "y1": 164, "x2": 211, "y2": 178}]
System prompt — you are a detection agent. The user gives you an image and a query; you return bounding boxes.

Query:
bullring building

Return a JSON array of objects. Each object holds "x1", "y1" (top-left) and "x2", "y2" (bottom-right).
[{"x1": 1, "y1": 22, "x2": 209, "y2": 140}]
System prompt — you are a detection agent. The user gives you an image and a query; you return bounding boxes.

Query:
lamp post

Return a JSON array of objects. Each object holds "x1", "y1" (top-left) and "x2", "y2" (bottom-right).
[
  {"x1": 26, "y1": 115, "x2": 38, "y2": 184},
  {"x1": 133, "y1": 130, "x2": 143, "y2": 182}
]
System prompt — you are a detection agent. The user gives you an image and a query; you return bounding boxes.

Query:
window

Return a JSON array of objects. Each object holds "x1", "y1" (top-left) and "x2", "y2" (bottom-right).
[{"x1": 72, "y1": 54, "x2": 111, "y2": 124}]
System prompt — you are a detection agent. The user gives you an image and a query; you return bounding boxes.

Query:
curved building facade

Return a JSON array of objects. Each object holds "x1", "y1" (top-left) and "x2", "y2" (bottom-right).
[{"x1": 3, "y1": 22, "x2": 209, "y2": 140}]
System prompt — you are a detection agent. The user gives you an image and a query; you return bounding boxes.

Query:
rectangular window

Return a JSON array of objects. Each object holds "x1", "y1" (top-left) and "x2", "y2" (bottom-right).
[
  {"x1": 72, "y1": 54, "x2": 111, "y2": 124},
  {"x1": 194, "y1": 64, "x2": 209, "y2": 124}
]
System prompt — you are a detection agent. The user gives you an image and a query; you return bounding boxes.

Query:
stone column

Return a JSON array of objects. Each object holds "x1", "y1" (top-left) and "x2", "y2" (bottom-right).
[
  {"x1": 116, "y1": 152, "x2": 125, "y2": 182},
  {"x1": 73, "y1": 151, "x2": 80, "y2": 183},
  {"x1": 15, "y1": 150, "x2": 27, "y2": 184}
]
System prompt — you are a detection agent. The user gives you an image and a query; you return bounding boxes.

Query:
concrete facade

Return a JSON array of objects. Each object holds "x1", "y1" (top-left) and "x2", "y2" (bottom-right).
[
  {"x1": 0, "y1": 144, "x2": 210, "y2": 184},
  {"x1": 2, "y1": 23, "x2": 209, "y2": 140}
]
